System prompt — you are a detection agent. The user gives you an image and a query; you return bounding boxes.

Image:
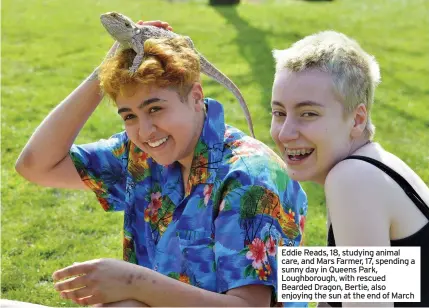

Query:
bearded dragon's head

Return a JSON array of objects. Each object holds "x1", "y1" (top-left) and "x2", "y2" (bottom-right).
[{"x1": 100, "y1": 12, "x2": 137, "y2": 47}]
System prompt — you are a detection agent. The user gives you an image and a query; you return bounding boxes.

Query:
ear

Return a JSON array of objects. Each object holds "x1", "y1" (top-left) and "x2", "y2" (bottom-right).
[
  {"x1": 187, "y1": 82, "x2": 204, "y2": 111},
  {"x1": 350, "y1": 104, "x2": 367, "y2": 138}
]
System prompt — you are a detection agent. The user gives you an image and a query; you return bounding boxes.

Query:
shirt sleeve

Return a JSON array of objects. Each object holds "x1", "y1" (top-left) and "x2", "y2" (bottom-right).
[
  {"x1": 69, "y1": 132, "x2": 130, "y2": 212},
  {"x1": 214, "y1": 181, "x2": 308, "y2": 302}
]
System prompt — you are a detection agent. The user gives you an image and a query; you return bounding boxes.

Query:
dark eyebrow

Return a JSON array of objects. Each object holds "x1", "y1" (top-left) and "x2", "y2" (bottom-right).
[
  {"x1": 117, "y1": 107, "x2": 131, "y2": 114},
  {"x1": 271, "y1": 101, "x2": 283, "y2": 108},
  {"x1": 117, "y1": 98, "x2": 167, "y2": 114},
  {"x1": 271, "y1": 100, "x2": 324, "y2": 109},
  {"x1": 295, "y1": 100, "x2": 324, "y2": 108},
  {"x1": 139, "y1": 98, "x2": 167, "y2": 108}
]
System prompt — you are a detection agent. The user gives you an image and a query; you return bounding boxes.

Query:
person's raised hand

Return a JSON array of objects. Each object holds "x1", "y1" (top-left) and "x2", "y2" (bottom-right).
[{"x1": 136, "y1": 19, "x2": 173, "y2": 31}]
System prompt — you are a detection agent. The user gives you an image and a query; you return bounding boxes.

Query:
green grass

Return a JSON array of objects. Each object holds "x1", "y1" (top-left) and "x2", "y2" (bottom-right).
[{"x1": 2, "y1": 0, "x2": 428, "y2": 306}]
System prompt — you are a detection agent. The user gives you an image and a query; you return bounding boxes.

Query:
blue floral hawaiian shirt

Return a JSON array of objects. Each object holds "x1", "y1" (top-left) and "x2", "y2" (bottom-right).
[{"x1": 70, "y1": 98, "x2": 308, "y2": 307}]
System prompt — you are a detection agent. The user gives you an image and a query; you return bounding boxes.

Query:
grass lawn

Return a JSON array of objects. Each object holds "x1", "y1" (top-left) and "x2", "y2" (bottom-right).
[{"x1": 2, "y1": 0, "x2": 428, "y2": 306}]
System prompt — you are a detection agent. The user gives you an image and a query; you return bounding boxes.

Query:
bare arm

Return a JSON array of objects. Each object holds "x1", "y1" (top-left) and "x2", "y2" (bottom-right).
[
  {"x1": 325, "y1": 160, "x2": 392, "y2": 246},
  {"x1": 15, "y1": 70, "x2": 104, "y2": 189},
  {"x1": 93, "y1": 299, "x2": 149, "y2": 307},
  {"x1": 325, "y1": 160, "x2": 393, "y2": 307},
  {"x1": 53, "y1": 259, "x2": 272, "y2": 307},
  {"x1": 129, "y1": 268, "x2": 272, "y2": 307},
  {"x1": 16, "y1": 19, "x2": 172, "y2": 189}
]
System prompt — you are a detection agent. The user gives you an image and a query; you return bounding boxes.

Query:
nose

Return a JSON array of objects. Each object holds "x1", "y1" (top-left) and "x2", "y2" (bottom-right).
[
  {"x1": 278, "y1": 117, "x2": 299, "y2": 143},
  {"x1": 138, "y1": 117, "x2": 156, "y2": 141}
]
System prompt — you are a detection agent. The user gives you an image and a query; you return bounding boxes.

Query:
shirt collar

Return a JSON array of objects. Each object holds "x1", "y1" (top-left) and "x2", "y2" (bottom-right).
[{"x1": 184, "y1": 98, "x2": 225, "y2": 195}]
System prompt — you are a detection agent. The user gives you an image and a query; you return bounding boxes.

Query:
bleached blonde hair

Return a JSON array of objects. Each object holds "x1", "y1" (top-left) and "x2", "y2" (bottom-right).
[{"x1": 273, "y1": 31, "x2": 381, "y2": 139}]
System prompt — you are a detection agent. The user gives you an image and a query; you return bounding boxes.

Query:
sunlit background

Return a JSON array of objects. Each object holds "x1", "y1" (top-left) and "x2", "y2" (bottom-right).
[{"x1": 2, "y1": 0, "x2": 428, "y2": 305}]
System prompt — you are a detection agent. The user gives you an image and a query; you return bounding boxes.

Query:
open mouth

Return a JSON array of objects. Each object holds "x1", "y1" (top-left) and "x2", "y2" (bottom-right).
[
  {"x1": 286, "y1": 148, "x2": 314, "y2": 162},
  {"x1": 147, "y1": 136, "x2": 169, "y2": 148}
]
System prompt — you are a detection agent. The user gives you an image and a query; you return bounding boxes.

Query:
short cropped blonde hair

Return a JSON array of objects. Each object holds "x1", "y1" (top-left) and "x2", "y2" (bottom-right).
[
  {"x1": 99, "y1": 36, "x2": 201, "y2": 101},
  {"x1": 273, "y1": 31, "x2": 380, "y2": 139}
]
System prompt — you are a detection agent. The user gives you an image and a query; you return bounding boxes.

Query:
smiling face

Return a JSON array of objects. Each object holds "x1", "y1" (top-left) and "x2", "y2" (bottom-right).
[
  {"x1": 116, "y1": 84, "x2": 205, "y2": 169},
  {"x1": 270, "y1": 69, "x2": 356, "y2": 184}
]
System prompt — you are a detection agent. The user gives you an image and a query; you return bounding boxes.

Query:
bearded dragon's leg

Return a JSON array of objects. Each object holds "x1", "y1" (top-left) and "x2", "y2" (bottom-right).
[{"x1": 130, "y1": 38, "x2": 144, "y2": 74}]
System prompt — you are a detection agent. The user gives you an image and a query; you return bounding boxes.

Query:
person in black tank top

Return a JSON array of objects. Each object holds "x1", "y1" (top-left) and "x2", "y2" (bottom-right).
[
  {"x1": 270, "y1": 31, "x2": 428, "y2": 307},
  {"x1": 327, "y1": 156, "x2": 429, "y2": 307}
]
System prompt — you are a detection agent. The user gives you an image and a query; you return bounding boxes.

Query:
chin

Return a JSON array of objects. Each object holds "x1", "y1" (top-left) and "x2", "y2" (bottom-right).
[
  {"x1": 286, "y1": 168, "x2": 316, "y2": 183},
  {"x1": 150, "y1": 155, "x2": 177, "y2": 167}
]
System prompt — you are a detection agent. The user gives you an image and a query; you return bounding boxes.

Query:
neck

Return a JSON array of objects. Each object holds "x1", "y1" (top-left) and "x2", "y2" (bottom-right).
[
  {"x1": 178, "y1": 105, "x2": 206, "y2": 178},
  {"x1": 347, "y1": 137, "x2": 372, "y2": 156},
  {"x1": 317, "y1": 138, "x2": 371, "y2": 187}
]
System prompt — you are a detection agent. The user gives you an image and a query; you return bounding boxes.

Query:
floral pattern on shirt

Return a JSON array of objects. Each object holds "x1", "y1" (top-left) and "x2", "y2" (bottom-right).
[{"x1": 70, "y1": 98, "x2": 308, "y2": 307}]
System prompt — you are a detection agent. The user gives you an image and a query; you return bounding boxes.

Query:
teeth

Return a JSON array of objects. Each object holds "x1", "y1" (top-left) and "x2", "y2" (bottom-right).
[
  {"x1": 147, "y1": 136, "x2": 169, "y2": 148},
  {"x1": 286, "y1": 148, "x2": 314, "y2": 156}
]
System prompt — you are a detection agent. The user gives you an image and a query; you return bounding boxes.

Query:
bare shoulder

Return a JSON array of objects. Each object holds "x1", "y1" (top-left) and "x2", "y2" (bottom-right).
[
  {"x1": 324, "y1": 155, "x2": 395, "y2": 221},
  {"x1": 325, "y1": 157, "x2": 390, "y2": 196},
  {"x1": 325, "y1": 157, "x2": 392, "y2": 245},
  {"x1": 334, "y1": 143, "x2": 429, "y2": 203}
]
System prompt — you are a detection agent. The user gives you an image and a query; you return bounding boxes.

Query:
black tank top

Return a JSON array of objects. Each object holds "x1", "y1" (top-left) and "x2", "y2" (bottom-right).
[{"x1": 327, "y1": 155, "x2": 429, "y2": 307}]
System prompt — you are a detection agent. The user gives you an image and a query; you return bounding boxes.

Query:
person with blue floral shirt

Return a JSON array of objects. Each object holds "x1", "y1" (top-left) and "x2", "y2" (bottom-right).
[{"x1": 16, "y1": 21, "x2": 307, "y2": 307}]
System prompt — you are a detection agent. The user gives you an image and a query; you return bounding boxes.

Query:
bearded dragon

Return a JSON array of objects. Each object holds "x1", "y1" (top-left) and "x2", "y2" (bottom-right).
[{"x1": 100, "y1": 12, "x2": 255, "y2": 138}]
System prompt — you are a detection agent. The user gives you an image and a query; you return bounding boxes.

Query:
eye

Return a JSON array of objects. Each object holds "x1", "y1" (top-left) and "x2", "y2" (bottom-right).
[
  {"x1": 124, "y1": 21, "x2": 131, "y2": 27},
  {"x1": 271, "y1": 110, "x2": 286, "y2": 117},
  {"x1": 301, "y1": 112, "x2": 318, "y2": 117},
  {"x1": 123, "y1": 114, "x2": 136, "y2": 121},
  {"x1": 149, "y1": 107, "x2": 161, "y2": 113}
]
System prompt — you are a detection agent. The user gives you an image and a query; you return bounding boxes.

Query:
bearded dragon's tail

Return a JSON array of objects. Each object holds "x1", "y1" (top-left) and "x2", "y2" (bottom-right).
[{"x1": 199, "y1": 54, "x2": 255, "y2": 138}]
